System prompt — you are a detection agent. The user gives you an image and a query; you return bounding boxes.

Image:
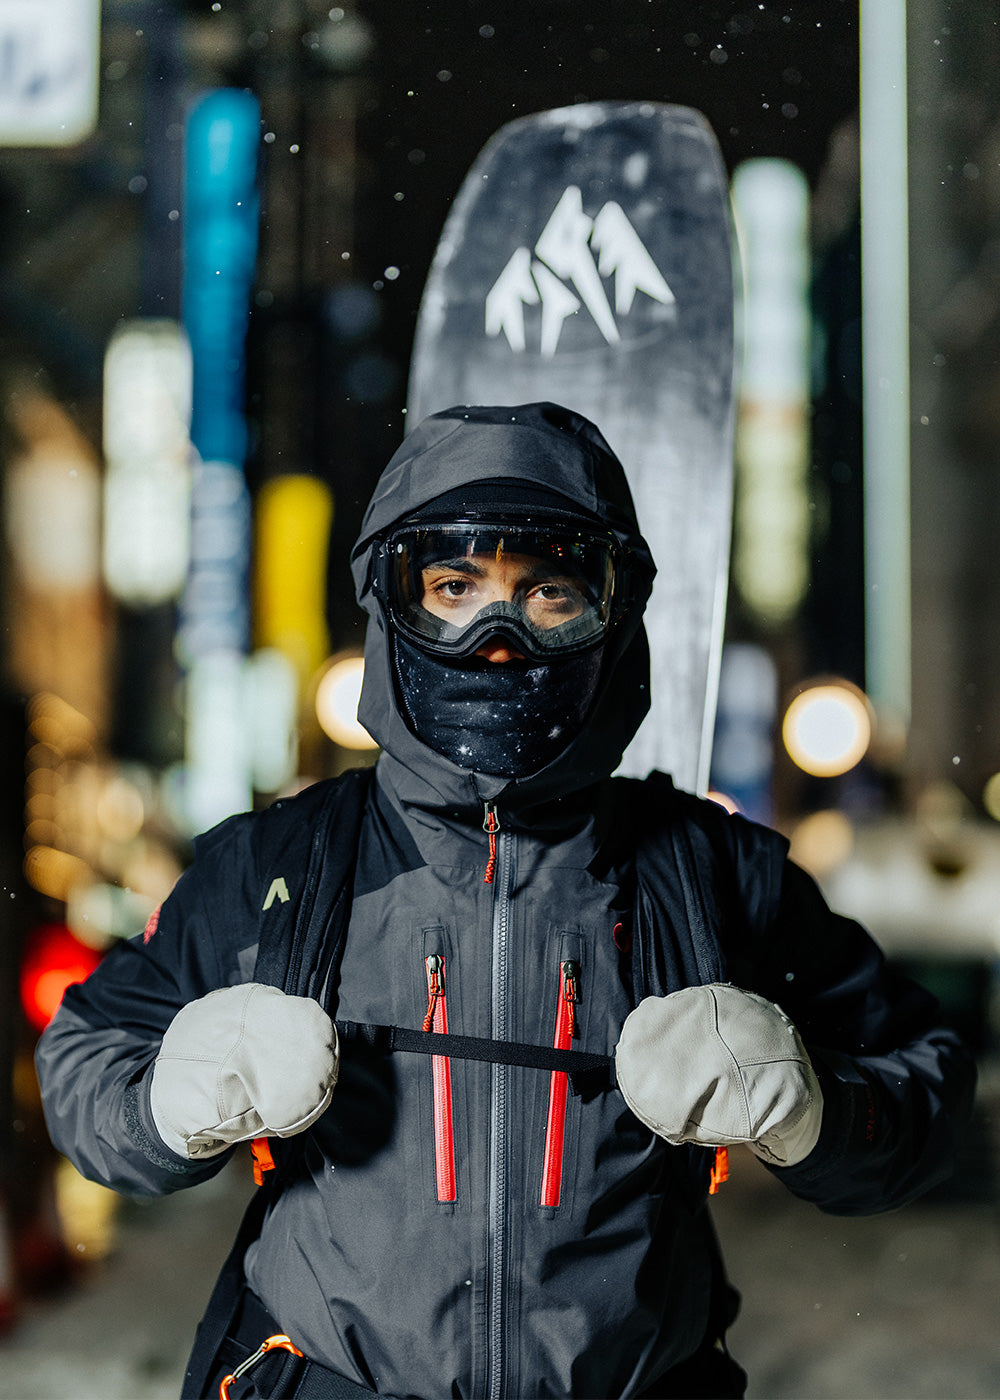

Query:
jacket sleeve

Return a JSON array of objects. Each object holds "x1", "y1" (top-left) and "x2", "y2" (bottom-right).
[
  {"x1": 736, "y1": 854, "x2": 977, "y2": 1216},
  {"x1": 35, "y1": 813, "x2": 260, "y2": 1199}
]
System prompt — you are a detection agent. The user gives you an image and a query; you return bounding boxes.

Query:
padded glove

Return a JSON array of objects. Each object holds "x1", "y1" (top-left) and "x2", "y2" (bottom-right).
[
  {"x1": 615, "y1": 983, "x2": 823, "y2": 1167},
  {"x1": 149, "y1": 983, "x2": 339, "y2": 1160}
]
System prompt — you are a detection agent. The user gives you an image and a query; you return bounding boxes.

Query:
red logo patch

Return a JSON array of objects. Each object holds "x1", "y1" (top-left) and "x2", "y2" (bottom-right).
[{"x1": 143, "y1": 904, "x2": 162, "y2": 944}]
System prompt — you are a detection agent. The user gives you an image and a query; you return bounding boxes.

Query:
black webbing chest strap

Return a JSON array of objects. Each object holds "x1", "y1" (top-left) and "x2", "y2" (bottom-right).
[{"x1": 337, "y1": 1018, "x2": 614, "y2": 1099}]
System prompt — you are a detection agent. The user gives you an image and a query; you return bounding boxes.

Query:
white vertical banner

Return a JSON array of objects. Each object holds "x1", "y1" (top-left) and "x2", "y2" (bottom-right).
[
  {"x1": 0, "y1": 0, "x2": 100, "y2": 147},
  {"x1": 861, "y1": 0, "x2": 912, "y2": 726},
  {"x1": 102, "y1": 320, "x2": 193, "y2": 607},
  {"x1": 731, "y1": 158, "x2": 811, "y2": 628}
]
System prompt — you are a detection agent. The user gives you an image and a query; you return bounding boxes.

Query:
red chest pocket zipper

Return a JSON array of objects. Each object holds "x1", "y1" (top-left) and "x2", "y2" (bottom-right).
[
  {"x1": 423, "y1": 954, "x2": 457, "y2": 1202},
  {"x1": 540, "y1": 958, "x2": 580, "y2": 1208}
]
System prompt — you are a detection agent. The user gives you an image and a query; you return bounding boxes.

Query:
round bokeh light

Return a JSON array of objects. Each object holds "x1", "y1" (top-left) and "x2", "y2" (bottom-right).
[{"x1": 782, "y1": 682, "x2": 873, "y2": 778}]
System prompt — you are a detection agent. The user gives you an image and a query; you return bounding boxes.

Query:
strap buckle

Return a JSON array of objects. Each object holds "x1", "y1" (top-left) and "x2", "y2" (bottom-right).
[{"x1": 219, "y1": 1334, "x2": 305, "y2": 1399}]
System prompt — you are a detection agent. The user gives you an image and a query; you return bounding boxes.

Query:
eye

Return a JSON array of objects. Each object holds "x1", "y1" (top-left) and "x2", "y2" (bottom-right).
[
  {"x1": 525, "y1": 579, "x2": 585, "y2": 615},
  {"x1": 422, "y1": 572, "x2": 482, "y2": 612},
  {"x1": 435, "y1": 577, "x2": 473, "y2": 599}
]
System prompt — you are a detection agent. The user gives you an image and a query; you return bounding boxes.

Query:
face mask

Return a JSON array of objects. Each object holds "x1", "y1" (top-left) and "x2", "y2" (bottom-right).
[{"x1": 391, "y1": 633, "x2": 604, "y2": 778}]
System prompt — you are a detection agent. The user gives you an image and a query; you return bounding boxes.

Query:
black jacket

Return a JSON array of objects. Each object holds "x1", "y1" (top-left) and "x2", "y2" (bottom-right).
[{"x1": 37, "y1": 405, "x2": 975, "y2": 1399}]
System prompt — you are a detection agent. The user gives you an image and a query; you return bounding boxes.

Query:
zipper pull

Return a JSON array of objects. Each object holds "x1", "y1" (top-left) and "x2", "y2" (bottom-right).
[
  {"x1": 561, "y1": 959, "x2": 580, "y2": 1040},
  {"x1": 709, "y1": 1145, "x2": 730, "y2": 1195},
  {"x1": 562, "y1": 959, "x2": 579, "y2": 1003},
  {"x1": 250, "y1": 1136, "x2": 276, "y2": 1186},
  {"x1": 423, "y1": 953, "x2": 444, "y2": 1032},
  {"x1": 483, "y1": 801, "x2": 500, "y2": 884}
]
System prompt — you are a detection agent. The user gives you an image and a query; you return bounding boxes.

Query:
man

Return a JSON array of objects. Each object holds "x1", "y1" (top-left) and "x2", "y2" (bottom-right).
[{"x1": 37, "y1": 402, "x2": 975, "y2": 1399}]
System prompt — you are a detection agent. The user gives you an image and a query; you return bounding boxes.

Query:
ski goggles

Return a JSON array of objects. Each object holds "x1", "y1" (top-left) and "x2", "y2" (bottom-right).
[{"x1": 375, "y1": 520, "x2": 623, "y2": 660}]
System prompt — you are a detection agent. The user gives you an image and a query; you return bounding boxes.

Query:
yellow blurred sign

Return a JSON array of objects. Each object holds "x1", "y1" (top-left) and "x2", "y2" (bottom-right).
[{"x1": 254, "y1": 475, "x2": 333, "y2": 693}]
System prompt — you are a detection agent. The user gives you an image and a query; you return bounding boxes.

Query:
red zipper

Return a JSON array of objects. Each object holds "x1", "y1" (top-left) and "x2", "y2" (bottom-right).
[
  {"x1": 483, "y1": 801, "x2": 499, "y2": 883},
  {"x1": 424, "y1": 954, "x2": 456, "y2": 1202},
  {"x1": 540, "y1": 957, "x2": 580, "y2": 1208}
]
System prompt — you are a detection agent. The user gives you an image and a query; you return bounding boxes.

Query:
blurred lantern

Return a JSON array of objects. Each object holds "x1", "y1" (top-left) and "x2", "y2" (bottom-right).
[
  {"x1": 19, "y1": 923, "x2": 102, "y2": 1034},
  {"x1": 3, "y1": 392, "x2": 108, "y2": 731},
  {"x1": 782, "y1": 680, "x2": 874, "y2": 778},
  {"x1": 102, "y1": 320, "x2": 193, "y2": 606},
  {"x1": 731, "y1": 159, "x2": 811, "y2": 627}
]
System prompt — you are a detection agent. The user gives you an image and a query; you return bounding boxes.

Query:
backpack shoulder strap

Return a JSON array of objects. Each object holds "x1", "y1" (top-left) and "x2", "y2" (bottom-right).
[
  {"x1": 251, "y1": 765, "x2": 375, "y2": 998},
  {"x1": 628, "y1": 770, "x2": 789, "y2": 1002},
  {"x1": 182, "y1": 769, "x2": 377, "y2": 1395}
]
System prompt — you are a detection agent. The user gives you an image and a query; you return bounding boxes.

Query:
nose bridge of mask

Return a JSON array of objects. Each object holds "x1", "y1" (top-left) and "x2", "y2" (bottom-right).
[{"x1": 421, "y1": 598, "x2": 587, "y2": 660}]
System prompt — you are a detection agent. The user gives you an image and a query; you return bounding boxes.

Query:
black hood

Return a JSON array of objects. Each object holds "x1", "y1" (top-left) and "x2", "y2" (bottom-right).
[{"x1": 350, "y1": 403, "x2": 656, "y2": 815}]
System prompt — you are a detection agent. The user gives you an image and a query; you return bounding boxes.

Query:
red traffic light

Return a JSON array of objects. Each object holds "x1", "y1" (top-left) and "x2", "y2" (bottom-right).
[{"x1": 19, "y1": 924, "x2": 102, "y2": 1034}]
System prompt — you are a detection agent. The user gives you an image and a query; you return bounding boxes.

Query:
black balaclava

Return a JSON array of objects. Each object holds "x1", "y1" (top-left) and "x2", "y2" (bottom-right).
[{"x1": 392, "y1": 638, "x2": 604, "y2": 779}]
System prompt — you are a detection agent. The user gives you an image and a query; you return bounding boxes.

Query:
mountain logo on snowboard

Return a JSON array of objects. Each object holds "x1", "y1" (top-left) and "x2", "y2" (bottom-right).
[{"x1": 484, "y1": 185, "x2": 676, "y2": 358}]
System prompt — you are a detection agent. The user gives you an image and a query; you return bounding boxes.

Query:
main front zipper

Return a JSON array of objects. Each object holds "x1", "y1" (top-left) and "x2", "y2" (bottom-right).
[
  {"x1": 540, "y1": 957, "x2": 580, "y2": 1208},
  {"x1": 485, "y1": 800, "x2": 510, "y2": 1400},
  {"x1": 423, "y1": 953, "x2": 456, "y2": 1203}
]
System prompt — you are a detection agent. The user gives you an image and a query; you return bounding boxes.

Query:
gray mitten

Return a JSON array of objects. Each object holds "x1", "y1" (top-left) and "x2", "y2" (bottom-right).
[
  {"x1": 615, "y1": 983, "x2": 823, "y2": 1166},
  {"x1": 150, "y1": 983, "x2": 339, "y2": 1160}
]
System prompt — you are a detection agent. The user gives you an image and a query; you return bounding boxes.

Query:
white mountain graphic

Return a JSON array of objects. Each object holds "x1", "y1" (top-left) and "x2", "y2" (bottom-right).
[{"x1": 485, "y1": 185, "x2": 675, "y2": 357}]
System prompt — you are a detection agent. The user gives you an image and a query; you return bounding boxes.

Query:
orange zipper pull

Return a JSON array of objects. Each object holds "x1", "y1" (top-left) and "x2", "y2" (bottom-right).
[
  {"x1": 709, "y1": 1145, "x2": 729, "y2": 1195},
  {"x1": 483, "y1": 801, "x2": 499, "y2": 884},
  {"x1": 423, "y1": 953, "x2": 443, "y2": 1032},
  {"x1": 250, "y1": 1137, "x2": 275, "y2": 1186},
  {"x1": 561, "y1": 959, "x2": 579, "y2": 1041}
]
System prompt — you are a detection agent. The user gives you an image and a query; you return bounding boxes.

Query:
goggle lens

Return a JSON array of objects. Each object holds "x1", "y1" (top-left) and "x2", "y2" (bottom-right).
[{"x1": 381, "y1": 522, "x2": 619, "y2": 659}]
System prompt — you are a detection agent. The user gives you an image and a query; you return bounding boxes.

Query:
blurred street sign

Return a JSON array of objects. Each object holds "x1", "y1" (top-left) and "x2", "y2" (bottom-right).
[{"x1": 0, "y1": 0, "x2": 100, "y2": 147}]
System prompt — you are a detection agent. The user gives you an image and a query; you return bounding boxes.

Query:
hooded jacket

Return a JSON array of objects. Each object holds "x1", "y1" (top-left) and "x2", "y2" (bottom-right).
[
  {"x1": 350, "y1": 401, "x2": 657, "y2": 812},
  {"x1": 37, "y1": 404, "x2": 974, "y2": 1400}
]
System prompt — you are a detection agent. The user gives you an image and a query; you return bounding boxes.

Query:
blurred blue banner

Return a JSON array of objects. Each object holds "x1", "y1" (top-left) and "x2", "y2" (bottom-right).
[
  {"x1": 178, "y1": 89, "x2": 261, "y2": 831},
  {"x1": 183, "y1": 87, "x2": 260, "y2": 471},
  {"x1": 179, "y1": 88, "x2": 259, "y2": 664}
]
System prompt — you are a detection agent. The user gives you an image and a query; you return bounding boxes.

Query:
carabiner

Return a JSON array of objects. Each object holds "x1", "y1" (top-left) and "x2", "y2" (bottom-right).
[{"x1": 219, "y1": 1334, "x2": 305, "y2": 1399}]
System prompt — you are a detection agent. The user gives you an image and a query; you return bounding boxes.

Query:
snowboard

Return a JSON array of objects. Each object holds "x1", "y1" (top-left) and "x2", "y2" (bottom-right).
[{"x1": 407, "y1": 102, "x2": 736, "y2": 795}]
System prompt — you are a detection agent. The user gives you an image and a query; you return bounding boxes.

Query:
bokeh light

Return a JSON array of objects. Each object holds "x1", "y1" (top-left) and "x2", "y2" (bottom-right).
[
  {"x1": 982, "y1": 773, "x2": 1000, "y2": 823},
  {"x1": 19, "y1": 923, "x2": 103, "y2": 1033},
  {"x1": 788, "y1": 808, "x2": 855, "y2": 880},
  {"x1": 315, "y1": 655, "x2": 378, "y2": 750},
  {"x1": 782, "y1": 681, "x2": 873, "y2": 777}
]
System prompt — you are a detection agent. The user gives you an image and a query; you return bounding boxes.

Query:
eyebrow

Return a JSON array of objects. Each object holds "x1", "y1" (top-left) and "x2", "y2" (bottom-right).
[
  {"x1": 422, "y1": 556, "x2": 486, "y2": 576},
  {"x1": 421, "y1": 557, "x2": 576, "y2": 583}
]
